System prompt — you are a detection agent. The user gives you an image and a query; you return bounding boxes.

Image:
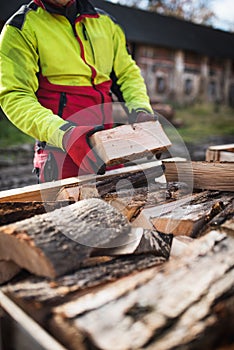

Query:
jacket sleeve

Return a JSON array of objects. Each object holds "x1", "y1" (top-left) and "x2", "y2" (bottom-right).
[
  {"x1": 0, "y1": 24, "x2": 69, "y2": 149},
  {"x1": 112, "y1": 23, "x2": 153, "y2": 114}
]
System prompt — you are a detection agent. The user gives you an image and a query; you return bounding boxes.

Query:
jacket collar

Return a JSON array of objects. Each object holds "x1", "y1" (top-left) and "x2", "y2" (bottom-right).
[{"x1": 33, "y1": 0, "x2": 98, "y2": 17}]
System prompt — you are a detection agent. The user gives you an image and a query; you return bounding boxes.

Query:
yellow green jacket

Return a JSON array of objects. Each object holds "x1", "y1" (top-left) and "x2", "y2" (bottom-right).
[{"x1": 0, "y1": 0, "x2": 153, "y2": 149}]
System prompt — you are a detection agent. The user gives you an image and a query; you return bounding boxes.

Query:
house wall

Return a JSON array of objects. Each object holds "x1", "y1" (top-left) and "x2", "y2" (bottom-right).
[{"x1": 131, "y1": 43, "x2": 234, "y2": 106}]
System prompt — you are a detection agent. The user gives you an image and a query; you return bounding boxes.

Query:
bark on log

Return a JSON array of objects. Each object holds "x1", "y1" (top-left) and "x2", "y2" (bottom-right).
[
  {"x1": 0, "y1": 198, "x2": 172, "y2": 278},
  {"x1": 133, "y1": 191, "x2": 232, "y2": 237},
  {"x1": 90, "y1": 121, "x2": 171, "y2": 166},
  {"x1": 57, "y1": 179, "x2": 190, "y2": 221},
  {"x1": 0, "y1": 261, "x2": 20, "y2": 285},
  {"x1": 50, "y1": 231, "x2": 234, "y2": 350},
  {"x1": 0, "y1": 201, "x2": 72, "y2": 226},
  {"x1": 209, "y1": 200, "x2": 234, "y2": 228},
  {"x1": 2, "y1": 254, "x2": 166, "y2": 322},
  {"x1": 0, "y1": 160, "x2": 166, "y2": 203},
  {"x1": 163, "y1": 161, "x2": 234, "y2": 191},
  {"x1": 0, "y1": 199, "x2": 131, "y2": 277}
]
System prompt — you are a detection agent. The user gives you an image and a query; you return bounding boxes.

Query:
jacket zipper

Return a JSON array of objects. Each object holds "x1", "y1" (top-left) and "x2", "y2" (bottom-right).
[
  {"x1": 73, "y1": 22, "x2": 106, "y2": 124},
  {"x1": 58, "y1": 92, "x2": 67, "y2": 117},
  {"x1": 82, "y1": 23, "x2": 96, "y2": 64}
]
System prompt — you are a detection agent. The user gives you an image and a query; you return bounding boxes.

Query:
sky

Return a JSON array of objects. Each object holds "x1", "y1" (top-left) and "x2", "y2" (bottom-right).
[
  {"x1": 108, "y1": 0, "x2": 234, "y2": 32},
  {"x1": 211, "y1": 0, "x2": 234, "y2": 31}
]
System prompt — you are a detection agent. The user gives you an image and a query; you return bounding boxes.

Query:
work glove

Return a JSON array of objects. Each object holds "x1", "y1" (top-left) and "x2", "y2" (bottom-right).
[
  {"x1": 63, "y1": 125, "x2": 106, "y2": 175},
  {"x1": 129, "y1": 111, "x2": 157, "y2": 124}
]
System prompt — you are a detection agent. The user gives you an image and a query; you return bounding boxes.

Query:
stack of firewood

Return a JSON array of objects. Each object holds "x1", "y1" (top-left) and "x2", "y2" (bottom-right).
[{"x1": 0, "y1": 123, "x2": 233, "y2": 350}]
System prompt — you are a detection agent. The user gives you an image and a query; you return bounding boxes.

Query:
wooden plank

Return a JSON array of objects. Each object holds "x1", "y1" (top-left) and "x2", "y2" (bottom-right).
[
  {"x1": 50, "y1": 231, "x2": 234, "y2": 350},
  {"x1": 132, "y1": 191, "x2": 233, "y2": 237},
  {"x1": 208, "y1": 144, "x2": 234, "y2": 151},
  {"x1": 0, "y1": 177, "x2": 80, "y2": 203},
  {"x1": 206, "y1": 144, "x2": 234, "y2": 162},
  {"x1": 90, "y1": 121, "x2": 171, "y2": 166},
  {"x1": 0, "y1": 261, "x2": 20, "y2": 285},
  {"x1": 206, "y1": 150, "x2": 234, "y2": 162},
  {"x1": 163, "y1": 161, "x2": 234, "y2": 191},
  {"x1": 0, "y1": 160, "x2": 164, "y2": 203}
]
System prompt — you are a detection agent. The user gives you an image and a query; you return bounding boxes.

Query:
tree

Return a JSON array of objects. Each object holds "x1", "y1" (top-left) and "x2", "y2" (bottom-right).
[
  {"x1": 148, "y1": 0, "x2": 215, "y2": 25},
  {"x1": 110, "y1": 0, "x2": 215, "y2": 26}
]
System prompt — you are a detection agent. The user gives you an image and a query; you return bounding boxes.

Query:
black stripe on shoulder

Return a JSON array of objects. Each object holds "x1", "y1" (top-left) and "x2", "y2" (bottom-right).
[
  {"x1": 6, "y1": 2, "x2": 38, "y2": 30},
  {"x1": 95, "y1": 7, "x2": 118, "y2": 24}
]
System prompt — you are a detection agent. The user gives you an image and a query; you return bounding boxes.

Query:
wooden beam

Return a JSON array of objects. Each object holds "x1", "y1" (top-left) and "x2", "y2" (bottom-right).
[
  {"x1": 50, "y1": 231, "x2": 234, "y2": 350},
  {"x1": 163, "y1": 161, "x2": 234, "y2": 191},
  {"x1": 90, "y1": 121, "x2": 171, "y2": 166}
]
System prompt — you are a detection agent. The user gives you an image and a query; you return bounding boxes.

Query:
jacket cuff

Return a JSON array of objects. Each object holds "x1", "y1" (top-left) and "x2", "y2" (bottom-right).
[{"x1": 48, "y1": 121, "x2": 76, "y2": 151}]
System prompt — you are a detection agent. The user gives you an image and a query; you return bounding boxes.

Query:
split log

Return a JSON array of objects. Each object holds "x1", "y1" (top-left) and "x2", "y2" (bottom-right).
[
  {"x1": 221, "y1": 218, "x2": 234, "y2": 236},
  {"x1": 132, "y1": 191, "x2": 233, "y2": 237},
  {"x1": 163, "y1": 160, "x2": 234, "y2": 191},
  {"x1": 0, "y1": 199, "x2": 129, "y2": 278},
  {"x1": 56, "y1": 164, "x2": 165, "y2": 201},
  {"x1": 0, "y1": 261, "x2": 20, "y2": 285},
  {"x1": 0, "y1": 201, "x2": 72, "y2": 226},
  {"x1": 206, "y1": 144, "x2": 234, "y2": 162},
  {"x1": 50, "y1": 231, "x2": 234, "y2": 350},
  {"x1": 209, "y1": 200, "x2": 234, "y2": 228},
  {"x1": 90, "y1": 121, "x2": 171, "y2": 166},
  {"x1": 56, "y1": 161, "x2": 189, "y2": 220},
  {"x1": 0, "y1": 199, "x2": 172, "y2": 278},
  {"x1": 0, "y1": 160, "x2": 166, "y2": 203},
  {"x1": 2, "y1": 254, "x2": 167, "y2": 322}
]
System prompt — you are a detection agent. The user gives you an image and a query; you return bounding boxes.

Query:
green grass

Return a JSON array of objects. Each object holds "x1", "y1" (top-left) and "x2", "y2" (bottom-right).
[
  {"x1": 174, "y1": 103, "x2": 234, "y2": 144},
  {"x1": 0, "y1": 114, "x2": 34, "y2": 147}
]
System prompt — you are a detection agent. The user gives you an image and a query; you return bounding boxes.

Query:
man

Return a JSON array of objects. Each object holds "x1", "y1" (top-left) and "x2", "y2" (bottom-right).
[{"x1": 0, "y1": 0, "x2": 155, "y2": 181}]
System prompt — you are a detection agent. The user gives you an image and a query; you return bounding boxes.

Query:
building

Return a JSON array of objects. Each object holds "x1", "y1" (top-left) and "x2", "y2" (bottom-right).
[{"x1": 1, "y1": 0, "x2": 234, "y2": 106}]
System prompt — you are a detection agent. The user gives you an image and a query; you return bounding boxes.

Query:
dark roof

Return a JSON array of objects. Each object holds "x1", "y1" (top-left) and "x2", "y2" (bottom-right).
[
  {"x1": 92, "y1": 0, "x2": 234, "y2": 59},
  {"x1": 2, "y1": 0, "x2": 234, "y2": 59},
  {"x1": 1, "y1": 1, "x2": 27, "y2": 22}
]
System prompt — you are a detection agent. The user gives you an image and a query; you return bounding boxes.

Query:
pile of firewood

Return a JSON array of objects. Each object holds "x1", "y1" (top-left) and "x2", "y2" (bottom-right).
[{"x1": 0, "y1": 124, "x2": 233, "y2": 350}]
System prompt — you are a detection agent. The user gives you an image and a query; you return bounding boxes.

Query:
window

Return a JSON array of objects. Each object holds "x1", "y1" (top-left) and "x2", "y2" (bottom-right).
[
  {"x1": 208, "y1": 81, "x2": 217, "y2": 98},
  {"x1": 184, "y1": 79, "x2": 193, "y2": 95},
  {"x1": 156, "y1": 76, "x2": 166, "y2": 94}
]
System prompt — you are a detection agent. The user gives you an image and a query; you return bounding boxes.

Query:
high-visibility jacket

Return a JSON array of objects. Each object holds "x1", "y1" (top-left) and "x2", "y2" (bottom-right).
[{"x1": 0, "y1": 0, "x2": 153, "y2": 151}]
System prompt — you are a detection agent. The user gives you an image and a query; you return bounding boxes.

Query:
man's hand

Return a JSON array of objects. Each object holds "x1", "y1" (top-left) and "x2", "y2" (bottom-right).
[
  {"x1": 129, "y1": 111, "x2": 157, "y2": 124},
  {"x1": 135, "y1": 111, "x2": 156, "y2": 123},
  {"x1": 63, "y1": 125, "x2": 106, "y2": 175}
]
